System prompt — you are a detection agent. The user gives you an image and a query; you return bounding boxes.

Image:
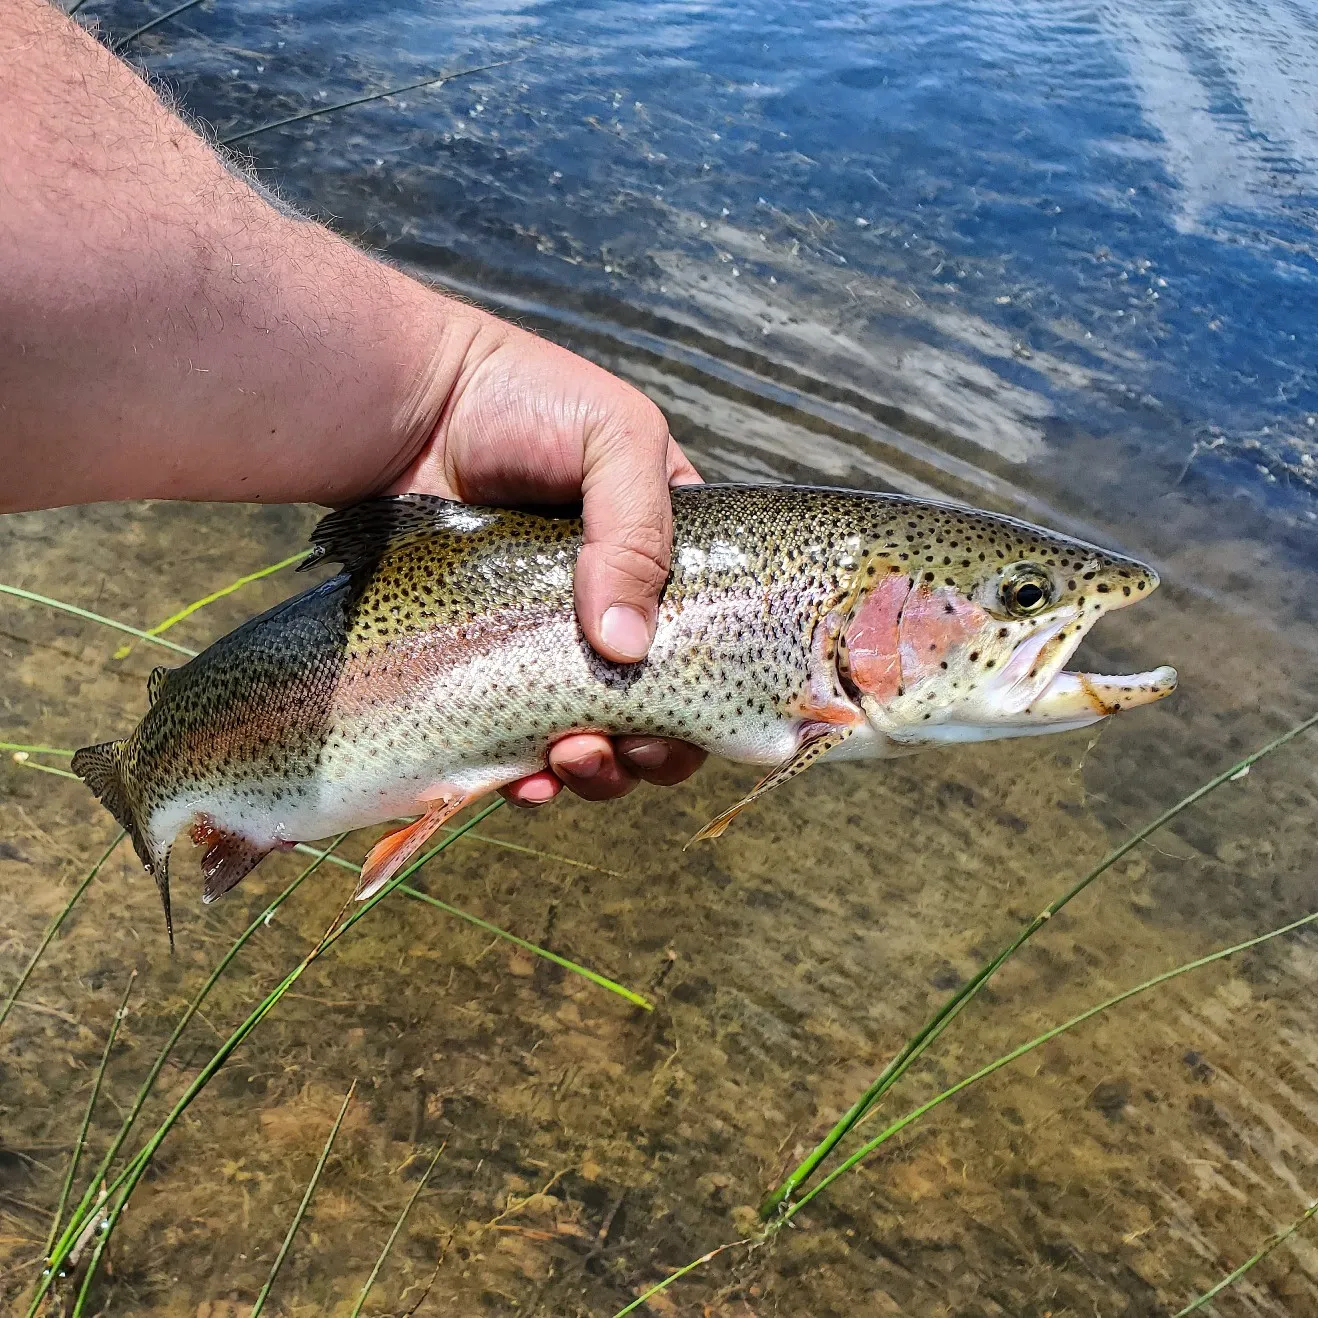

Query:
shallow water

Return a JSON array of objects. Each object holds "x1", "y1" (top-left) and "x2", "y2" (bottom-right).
[{"x1": 3, "y1": 1, "x2": 1318, "y2": 1315}]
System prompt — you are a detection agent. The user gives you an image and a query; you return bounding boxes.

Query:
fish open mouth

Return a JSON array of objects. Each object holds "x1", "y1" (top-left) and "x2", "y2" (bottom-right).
[{"x1": 992, "y1": 610, "x2": 1178, "y2": 724}]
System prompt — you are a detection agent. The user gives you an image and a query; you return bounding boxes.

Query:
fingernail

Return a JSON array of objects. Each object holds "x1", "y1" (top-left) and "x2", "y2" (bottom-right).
[
  {"x1": 600, "y1": 604, "x2": 652, "y2": 662},
  {"x1": 519, "y1": 778, "x2": 558, "y2": 805},
  {"x1": 621, "y1": 739, "x2": 668, "y2": 770},
  {"x1": 562, "y1": 750, "x2": 603, "y2": 780}
]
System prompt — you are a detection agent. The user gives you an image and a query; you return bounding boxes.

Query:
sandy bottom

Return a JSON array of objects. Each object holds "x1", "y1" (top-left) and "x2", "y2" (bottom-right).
[{"x1": 4, "y1": 498, "x2": 1318, "y2": 1317}]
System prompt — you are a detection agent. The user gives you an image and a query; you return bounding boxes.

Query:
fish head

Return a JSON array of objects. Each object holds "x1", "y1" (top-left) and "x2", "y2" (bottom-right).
[{"x1": 839, "y1": 507, "x2": 1177, "y2": 748}]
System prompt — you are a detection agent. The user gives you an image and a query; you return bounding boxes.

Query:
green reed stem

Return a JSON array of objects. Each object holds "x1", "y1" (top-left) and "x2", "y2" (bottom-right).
[
  {"x1": 301, "y1": 828, "x2": 624, "y2": 878},
  {"x1": 111, "y1": 0, "x2": 208, "y2": 52},
  {"x1": 220, "y1": 58, "x2": 522, "y2": 147},
  {"x1": 46, "y1": 837, "x2": 349, "y2": 1296},
  {"x1": 782, "y1": 906, "x2": 1318, "y2": 1223},
  {"x1": 0, "y1": 583, "x2": 195, "y2": 655},
  {"x1": 761, "y1": 709, "x2": 1318, "y2": 1218},
  {"x1": 611, "y1": 1237, "x2": 757, "y2": 1318},
  {"x1": 36, "y1": 804, "x2": 502, "y2": 1316},
  {"x1": 12, "y1": 759, "x2": 81, "y2": 781},
  {"x1": 347, "y1": 1143, "x2": 445, "y2": 1318},
  {"x1": 397, "y1": 884, "x2": 651, "y2": 1010},
  {"x1": 0, "y1": 743, "x2": 76, "y2": 758},
  {"x1": 614, "y1": 904, "x2": 1318, "y2": 1315},
  {"x1": 44, "y1": 972, "x2": 136, "y2": 1258},
  {"x1": 1, "y1": 831, "x2": 125, "y2": 1035},
  {"x1": 249, "y1": 1081, "x2": 357, "y2": 1318},
  {"x1": 1173, "y1": 1198, "x2": 1318, "y2": 1315},
  {"x1": 113, "y1": 551, "x2": 310, "y2": 658},
  {"x1": 292, "y1": 835, "x2": 648, "y2": 1008}
]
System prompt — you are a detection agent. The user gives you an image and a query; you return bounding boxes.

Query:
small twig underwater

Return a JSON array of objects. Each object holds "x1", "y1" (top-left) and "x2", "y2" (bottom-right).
[
  {"x1": 249, "y1": 1081, "x2": 357, "y2": 1318},
  {"x1": 348, "y1": 1143, "x2": 446, "y2": 1318},
  {"x1": 44, "y1": 971, "x2": 136, "y2": 1258},
  {"x1": 0, "y1": 831, "x2": 125, "y2": 1035},
  {"x1": 218, "y1": 57, "x2": 525, "y2": 147},
  {"x1": 1172, "y1": 1197, "x2": 1318, "y2": 1315},
  {"x1": 761, "y1": 709, "x2": 1318, "y2": 1217}
]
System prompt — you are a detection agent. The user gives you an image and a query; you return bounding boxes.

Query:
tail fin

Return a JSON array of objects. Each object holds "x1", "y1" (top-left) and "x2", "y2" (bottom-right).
[{"x1": 72, "y1": 740, "x2": 174, "y2": 947}]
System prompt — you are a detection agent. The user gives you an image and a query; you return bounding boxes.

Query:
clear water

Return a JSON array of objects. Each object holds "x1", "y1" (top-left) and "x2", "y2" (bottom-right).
[{"x1": 3, "y1": 2, "x2": 1318, "y2": 1315}]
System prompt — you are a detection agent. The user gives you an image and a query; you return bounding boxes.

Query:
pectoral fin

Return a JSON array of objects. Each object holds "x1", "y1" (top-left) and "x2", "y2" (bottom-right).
[
  {"x1": 686, "y1": 724, "x2": 855, "y2": 846},
  {"x1": 356, "y1": 795, "x2": 474, "y2": 901},
  {"x1": 191, "y1": 818, "x2": 273, "y2": 904}
]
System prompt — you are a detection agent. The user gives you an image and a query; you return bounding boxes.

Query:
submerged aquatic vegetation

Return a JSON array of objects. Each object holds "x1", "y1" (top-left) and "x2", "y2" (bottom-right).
[{"x1": 5, "y1": 522, "x2": 1318, "y2": 1313}]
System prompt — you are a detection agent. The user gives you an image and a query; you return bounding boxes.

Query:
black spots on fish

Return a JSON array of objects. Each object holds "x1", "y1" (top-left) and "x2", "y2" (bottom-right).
[
  {"x1": 923, "y1": 571, "x2": 935, "y2": 583},
  {"x1": 1096, "y1": 583, "x2": 1111, "y2": 593},
  {"x1": 1122, "y1": 585, "x2": 1131, "y2": 596},
  {"x1": 943, "y1": 601, "x2": 955, "y2": 615}
]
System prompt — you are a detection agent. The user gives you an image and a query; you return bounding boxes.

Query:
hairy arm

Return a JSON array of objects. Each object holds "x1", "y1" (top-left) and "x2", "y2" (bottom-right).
[
  {"x1": 0, "y1": 0, "x2": 460, "y2": 509},
  {"x1": 0, "y1": 0, "x2": 705, "y2": 799}
]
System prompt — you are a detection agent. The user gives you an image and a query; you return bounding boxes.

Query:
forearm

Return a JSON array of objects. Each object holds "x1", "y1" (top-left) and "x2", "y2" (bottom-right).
[{"x1": 0, "y1": 0, "x2": 478, "y2": 513}]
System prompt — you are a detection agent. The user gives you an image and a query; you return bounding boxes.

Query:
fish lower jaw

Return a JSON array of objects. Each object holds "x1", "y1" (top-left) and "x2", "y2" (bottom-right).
[{"x1": 1027, "y1": 665, "x2": 1178, "y2": 719}]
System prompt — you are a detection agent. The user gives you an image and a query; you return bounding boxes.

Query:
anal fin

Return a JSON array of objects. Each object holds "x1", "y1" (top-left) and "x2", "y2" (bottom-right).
[
  {"x1": 356, "y1": 795, "x2": 474, "y2": 901},
  {"x1": 191, "y1": 818, "x2": 272, "y2": 904},
  {"x1": 686, "y1": 724, "x2": 855, "y2": 846}
]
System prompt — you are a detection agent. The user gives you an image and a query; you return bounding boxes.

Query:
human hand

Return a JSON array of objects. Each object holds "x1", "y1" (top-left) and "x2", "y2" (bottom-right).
[{"x1": 390, "y1": 311, "x2": 708, "y2": 808}]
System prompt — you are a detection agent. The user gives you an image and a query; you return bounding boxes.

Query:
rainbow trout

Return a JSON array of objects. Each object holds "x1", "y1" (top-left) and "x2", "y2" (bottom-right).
[{"x1": 74, "y1": 486, "x2": 1177, "y2": 937}]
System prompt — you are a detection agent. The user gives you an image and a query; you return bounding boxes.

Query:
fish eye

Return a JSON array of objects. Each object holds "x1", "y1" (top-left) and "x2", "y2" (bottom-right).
[{"x1": 1000, "y1": 566, "x2": 1054, "y2": 617}]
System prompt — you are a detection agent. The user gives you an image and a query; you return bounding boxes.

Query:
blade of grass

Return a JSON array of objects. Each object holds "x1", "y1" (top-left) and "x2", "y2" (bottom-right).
[
  {"x1": 219, "y1": 58, "x2": 523, "y2": 147},
  {"x1": 111, "y1": 551, "x2": 310, "y2": 659},
  {"x1": 291, "y1": 842, "x2": 649, "y2": 1008},
  {"x1": 249, "y1": 1080, "x2": 357, "y2": 1318},
  {"x1": 1, "y1": 831, "x2": 125, "y2": 1034},
  {"x1": 782, "y1": 905, "x2": 1318, "y2": 1224},
  {"x1": 37, "y1": 803, "x2": 503, "y2": 1316},
  {"x1": 0, "y1": 583, "x2": 195, "y2": 656},
  {"x1": 762, "y1": 709, "x2": 1318, "y2": 1217},
  {"x1": 111, "y1": 0, "x2": 208, "y2": 52},
  {"x1": 300, "y1": 830, "x2": 624, "y2": 879},
  {"x1": 0, "y1": 743, "x2": 75, "y2": 758},
  {"x1": 398, "y1": 884, "x2": 651, "y2": 1010},
  {"x1": 613, "y1": 903, "x2": 1318, "y2": 1315},
  {"x1": 348, "y1": 1143, "x2": 445, "y2": 1318},
  {"x1": 50, "y1": 835, "x2": 349, "y2": 1282},
  {"x1": 1173, "y1": 1198, "x2": 1318, "y2": 1316},
  {"x1": 44, "y1": 971, "x2": 136, "y2": 1257},
  {"x1": 11, "y1": 757, "x2": 81, "y2": 781}
]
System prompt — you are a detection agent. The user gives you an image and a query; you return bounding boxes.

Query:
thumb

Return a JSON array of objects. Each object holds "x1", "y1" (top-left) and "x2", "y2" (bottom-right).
[{"x1": 575, "y1": 394, "x2": 686, "y2": 664}]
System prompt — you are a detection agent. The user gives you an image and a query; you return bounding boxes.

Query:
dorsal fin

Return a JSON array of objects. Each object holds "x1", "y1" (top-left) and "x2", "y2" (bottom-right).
[
  {"x1": 302, "y1": 494, "x2": 501, "y2": 575},
  {"x1": 147, "y1": 665, "x2": 173, "y2": 705}
]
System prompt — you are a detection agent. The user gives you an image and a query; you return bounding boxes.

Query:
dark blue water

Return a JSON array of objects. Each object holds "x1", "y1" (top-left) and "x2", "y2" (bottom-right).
[{"x1": 97, "y1": 0, "x2": 1318, "y2": 584}]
